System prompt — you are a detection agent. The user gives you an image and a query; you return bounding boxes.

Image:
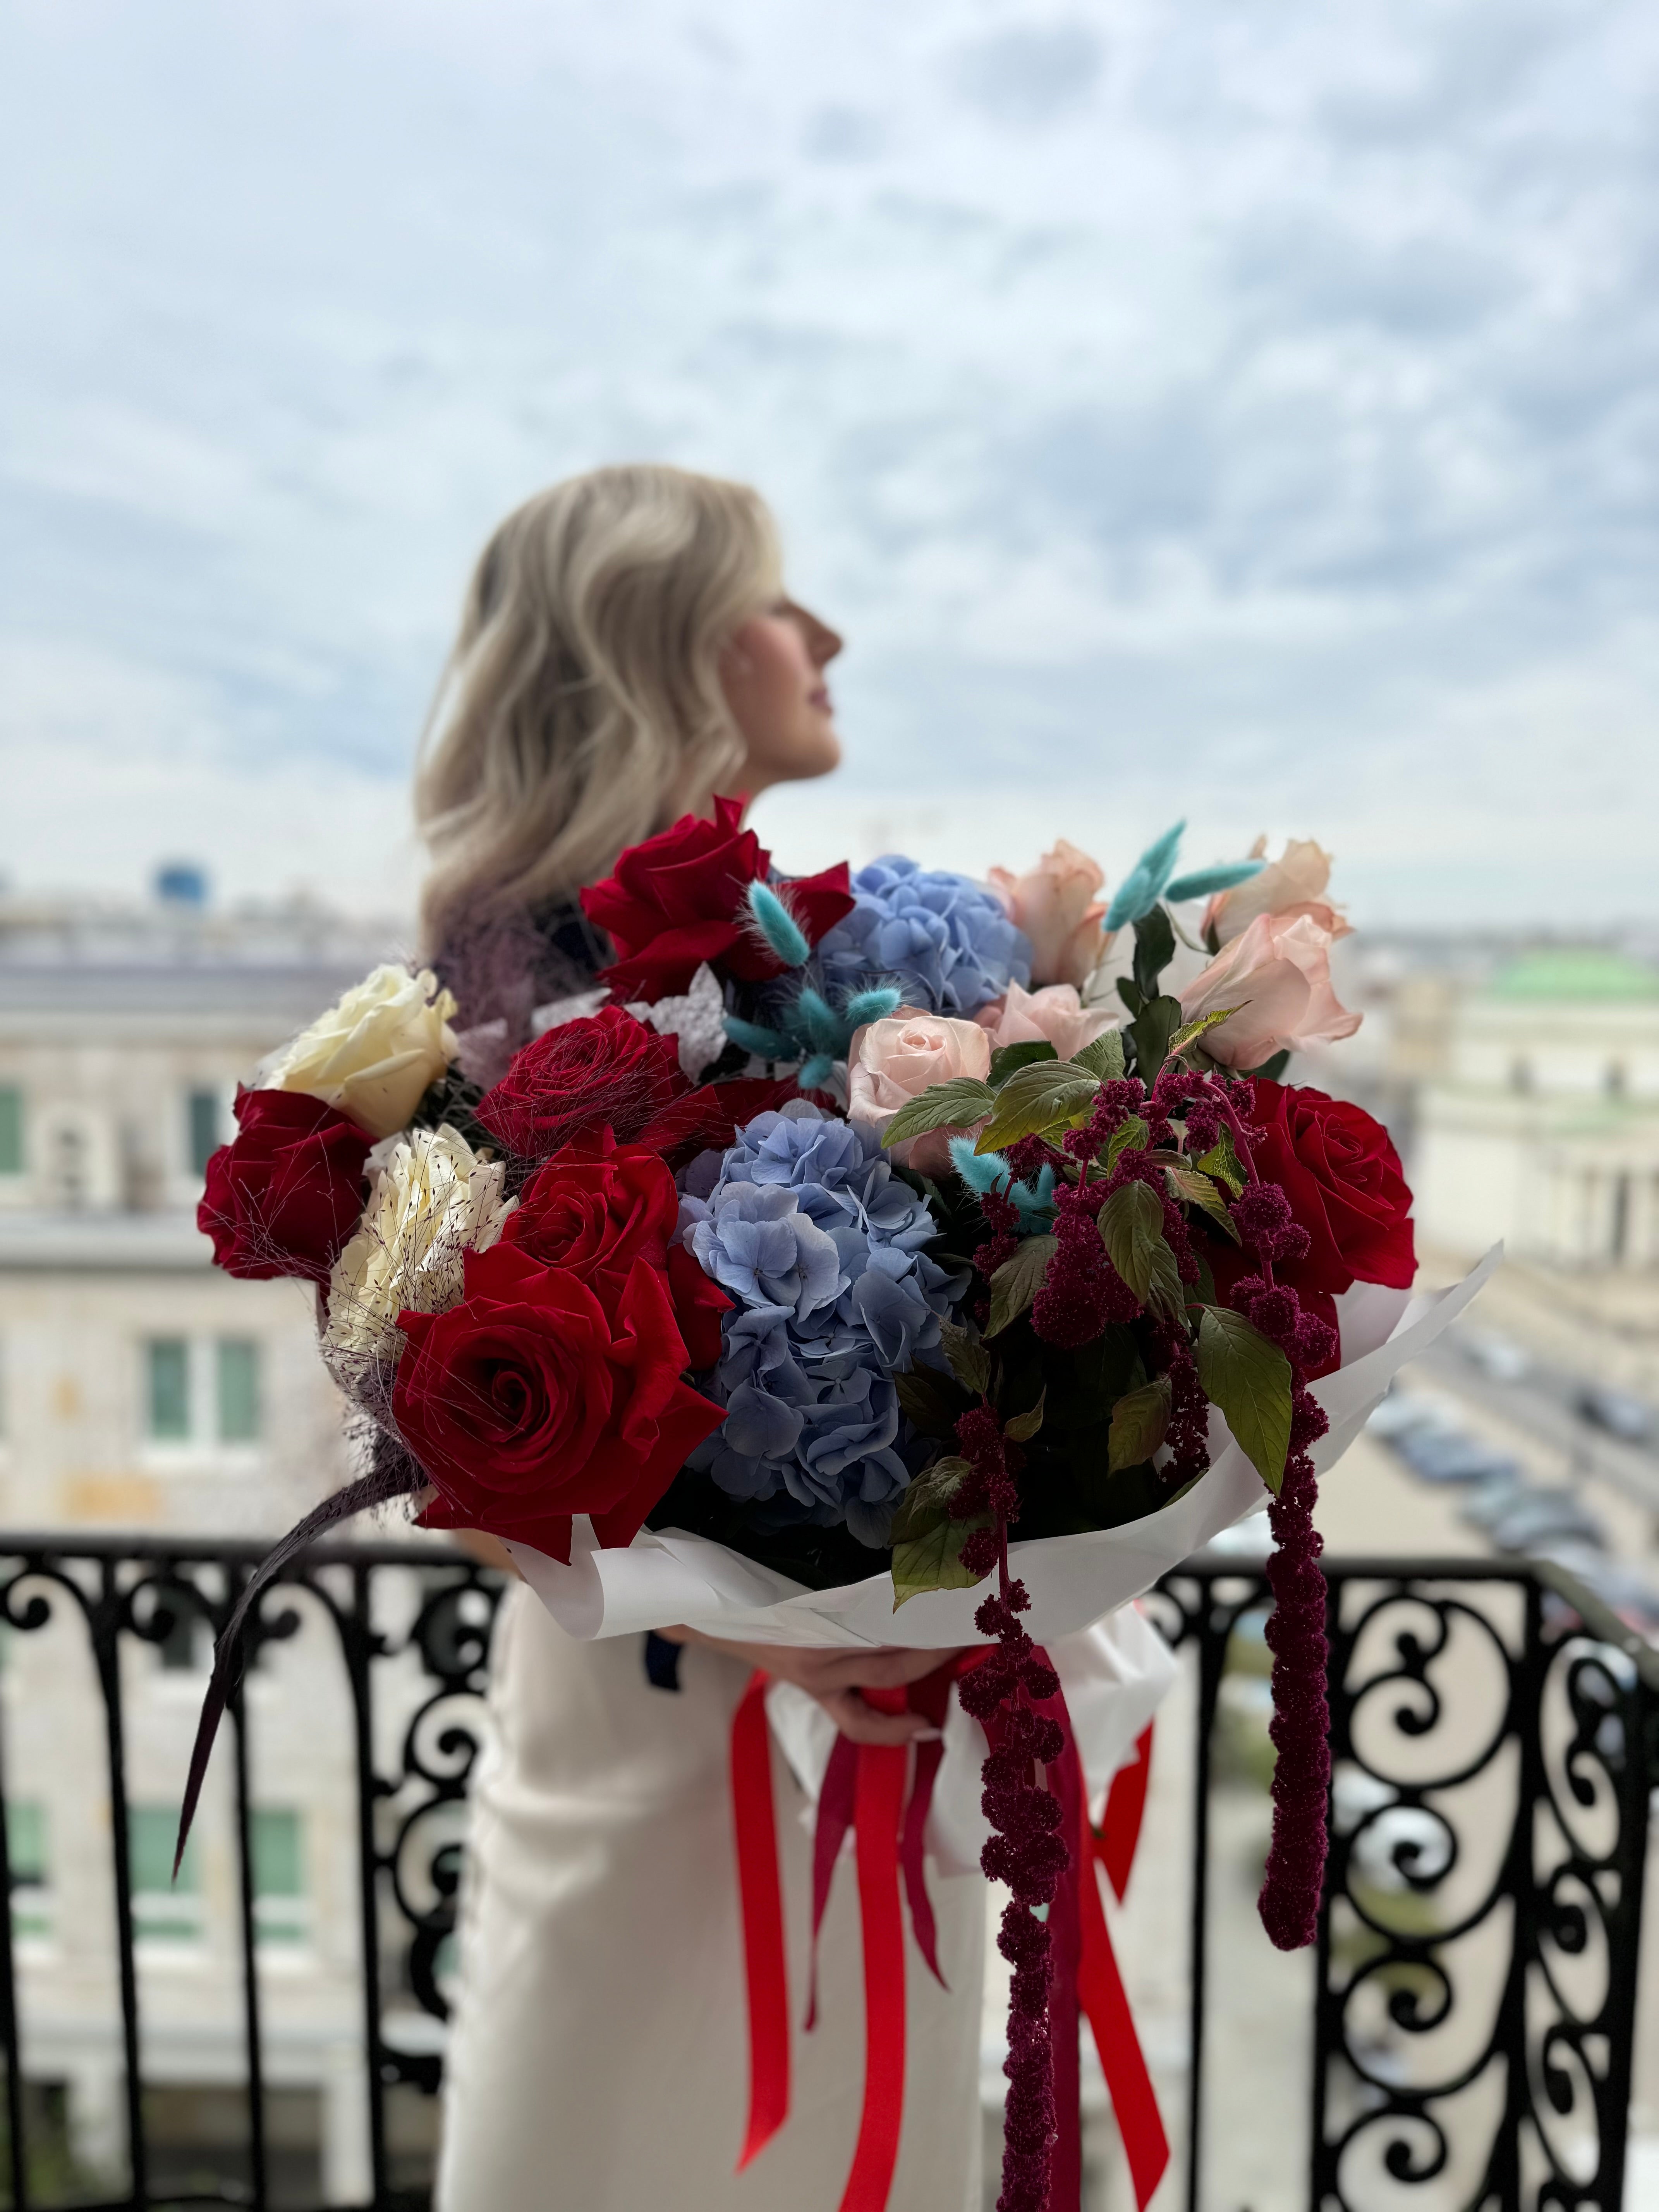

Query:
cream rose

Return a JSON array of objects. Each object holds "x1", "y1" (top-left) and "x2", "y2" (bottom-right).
[
  {"x1": 988, "y1": 840, "x2": 1112, "y2": 989},
  {"x1": 846, "y1": 1010, "x2": 993, "y2": 1175},
  {"x1": 974, "y1": 980, "x2": 1120, "y2": 1064},
  {"x1": 262, "y1": 964, "x2": 460, "y2": 1139},
  {"x1": 1202, "y1": 837, "x2": 1351, "y2": 949},
  {"x1": 323, "y1": 1125, "x2": 515, "y2": 1394},
  {"x1": 1180, "y1": 912, "x2": 1361, "y2": 1069}
]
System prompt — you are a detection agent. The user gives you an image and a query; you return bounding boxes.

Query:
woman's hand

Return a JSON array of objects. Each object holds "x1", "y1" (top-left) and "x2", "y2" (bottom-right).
[{"x1": 661, "y1": 1626, "x2": 963, "y2": 1747}]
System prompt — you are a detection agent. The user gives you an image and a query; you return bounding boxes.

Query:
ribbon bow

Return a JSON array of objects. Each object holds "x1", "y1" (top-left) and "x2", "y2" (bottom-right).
[{"x1": 728, "y1": 1652, "x2": 1168, "y2": 2212}]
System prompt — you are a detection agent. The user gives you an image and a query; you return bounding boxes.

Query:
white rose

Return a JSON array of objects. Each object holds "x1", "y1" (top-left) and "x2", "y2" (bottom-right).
[
  {"x1": 262, "y1": 965, "x2": 460, "y2": 1139},
  {"x1": 322, "y1": 1125, "x2": 515, "y2": 1398}
]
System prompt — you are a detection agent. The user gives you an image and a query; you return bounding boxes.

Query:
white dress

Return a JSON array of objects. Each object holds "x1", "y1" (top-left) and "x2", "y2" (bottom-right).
[{"x1": 436, "y1": 1582, "x2": 987, "y2": 2212}]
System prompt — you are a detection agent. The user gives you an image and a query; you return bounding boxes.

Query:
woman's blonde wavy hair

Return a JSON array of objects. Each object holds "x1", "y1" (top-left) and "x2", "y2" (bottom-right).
[{"x1": 415, "y1": 464, "x2": 782, "y2": 952}]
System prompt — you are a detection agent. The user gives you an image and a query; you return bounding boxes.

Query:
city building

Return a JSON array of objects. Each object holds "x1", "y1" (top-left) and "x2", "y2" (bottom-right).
[
  {"x1": 1413, "y1": 948, "x2": 1659, "y2": 1269},
  {"x1": 0, "y1": 874, "x2": 437, "y2": 2200}
]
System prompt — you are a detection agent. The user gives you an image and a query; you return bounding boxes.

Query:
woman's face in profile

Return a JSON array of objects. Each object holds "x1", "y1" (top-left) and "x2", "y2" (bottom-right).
[{"x1": 720, "y1": 598, "x2": 843, "y2": 795}]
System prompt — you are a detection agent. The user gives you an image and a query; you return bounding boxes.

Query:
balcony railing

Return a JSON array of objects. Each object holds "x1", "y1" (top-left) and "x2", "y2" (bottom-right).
[{"x1": 0, "y1": 1535, "x2": 1651, "y2": 2212}]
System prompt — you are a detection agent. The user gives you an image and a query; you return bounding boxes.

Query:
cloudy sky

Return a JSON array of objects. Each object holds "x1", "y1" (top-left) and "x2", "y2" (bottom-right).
[{"x1": 3, "y1": 0, "x2": 1656, "y2": 925}]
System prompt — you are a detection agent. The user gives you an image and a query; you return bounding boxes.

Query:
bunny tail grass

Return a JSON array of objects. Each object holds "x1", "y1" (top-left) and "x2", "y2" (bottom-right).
[
  {"x1": 745, "y1": 881, "x2": 812, "y2": 969},
  {"x1": 173, "y1": 1451, "x2": 424, "y2": 1878}
]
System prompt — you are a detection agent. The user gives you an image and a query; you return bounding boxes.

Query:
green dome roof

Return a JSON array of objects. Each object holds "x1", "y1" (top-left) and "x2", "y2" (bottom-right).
[{"x1": 1488, "y1": 948, "x2": 1659, "y2": 1002}]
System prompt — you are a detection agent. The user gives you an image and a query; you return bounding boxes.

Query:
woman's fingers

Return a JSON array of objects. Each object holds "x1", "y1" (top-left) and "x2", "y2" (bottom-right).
[{"x1": 814, "y1": 1689, "x2": 937, "y2": 1747}]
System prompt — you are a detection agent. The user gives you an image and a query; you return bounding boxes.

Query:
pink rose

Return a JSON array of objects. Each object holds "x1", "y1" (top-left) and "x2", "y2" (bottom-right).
[
  {"x1": 975, "y1": 981, "x2": 1120, "y2": 1065},
  {"x1": 1202, "y1": 836, "x2": 1352, "y2": 948},
  {"x1": 1180, "y1": 912, "x2": 1361, "y2": 1069},
  {"x1": 988, "y1": 840, "x2": 1112, "y2": 989},
  {"x1": 846, "y1": 1010, "x2": 993, "y2": 1175}
]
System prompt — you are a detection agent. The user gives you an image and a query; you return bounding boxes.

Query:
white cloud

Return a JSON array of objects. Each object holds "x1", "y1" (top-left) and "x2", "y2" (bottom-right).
[{"x1": 2, "y1": 0, "x2": 1656, "y2": 923}]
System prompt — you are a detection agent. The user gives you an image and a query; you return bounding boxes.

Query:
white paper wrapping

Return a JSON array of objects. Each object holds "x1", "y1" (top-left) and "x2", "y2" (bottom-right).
[
  {"x1": 765, "y1": 1606, "x2": 1180, "y2": 1875},
  {"x1": 508, "y1": 1247, "x2": 1498, "y2": 1652}
]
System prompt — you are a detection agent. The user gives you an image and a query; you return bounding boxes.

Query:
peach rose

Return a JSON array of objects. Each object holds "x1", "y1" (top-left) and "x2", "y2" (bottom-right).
[
  {"x1": 975, "y1": 980, "x2": 1120, "y2": 1065},
  {"x1": 1180, "y1": 912, "x2": 1360, "y2": 1070},
  {"x1": 846, "y1": 1010, "x2": 993, "y2": 1175},
  {"x1": 988, "y1": 840, "x2": 1113, "y2": 989},
  {"x1": 1202, "y1": 836, "x2": 1352, "y2": 949}
]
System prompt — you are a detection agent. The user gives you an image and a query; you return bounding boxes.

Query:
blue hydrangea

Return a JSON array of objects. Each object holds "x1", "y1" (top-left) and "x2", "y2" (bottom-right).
[
  {"x1": 813, "y1": 855, "x2": 1032, "y2": 1017},
  {"x1": 677, "y1": 1104, "x2": 963, "y2": 1547}
]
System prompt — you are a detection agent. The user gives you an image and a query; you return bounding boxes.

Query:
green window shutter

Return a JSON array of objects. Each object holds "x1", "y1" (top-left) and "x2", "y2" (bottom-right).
[
  {"x1": 9, "y1": 1802, "x2": 50, "y2": 1937},
  {"x1": 129, "y1": 1806, "x2": 200, "y2": 1941},
  {"x1": 252, "y1": 1809, "x2": 307, "y2": 1945},
  {"x1": 252, "y1": 1809, "x2": 304, "y2": 1897},
  {"x1": 216, "y1": 1340, "x2": 261, "y2": 1442},
  {"x1": 129, "y1": 1806, "x2": 196, "y2": 1893},
  {"x1": 0, "y1": 1089, "x2": 22, "y2": 1176},
  {"x1": 7, "y1": 1802, "x2": 47, "y2": 1885},
  {"x1": 146, "y1": 1340, "x2": 191, "y2": 1440},
  {"x1": 187, "y1": 1089, "x2": 222, "y2": 1178}
]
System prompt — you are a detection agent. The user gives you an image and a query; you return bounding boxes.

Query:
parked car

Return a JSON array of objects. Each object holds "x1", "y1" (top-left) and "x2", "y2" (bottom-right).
[
  {"x1": 1462, "y1": 1331, "x2": 1533, "y2": 1384},
  {"x1": 1458, "y1": 1469, "x2": 1529, "y2": 1531},
  {"x1": 1532, "y1": 1544, "x2": 1659, "y2": 1636},
  {"x1": 1575, "y1": 1384, "x2": 1655, "y2": 1444},
  {"x1": 1398, "y1": 1431, "x2": 1522, "y2": 1485},
  {"x1": 1366, "y1": 1391, "x2": 1459, "y2": 1444},
  {"x1": 1485, "y1": 1489, "x2": 1608, "y2": 1556}
]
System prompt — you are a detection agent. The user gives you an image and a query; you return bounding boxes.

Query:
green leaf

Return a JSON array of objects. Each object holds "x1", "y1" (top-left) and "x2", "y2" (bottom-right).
[
  {"x1": 1074, "y1": 1029, "x2": 1127, "y2": 1081},
  {"x1": 1191, "y1": 1250, "x2": 1218, "y2": 1308},
  {"x1": 1194, "y1": 1128, "x2": 1245, "y2": 1196},
  {"x1": 1097, "y1": 1179, "x2": 1183, "y2": 1317},
  {"x1": 893, "y1": 1366, "x2": 967, "y2": 1439},
  {"x1": 1166, "y1": 1006, "x2": 1237, "y2": 1060},
  {"x1": 891, "y1": 1463, "x2": 994, "y2": 1607},
  {"x1": 1003, "y1": 1388, "x2": 1046, "y2": 1443},
  {"x1": 1166, "y1": 1161, "x2": 1241, "y2": 1242},
  {"x1": 1127, "y1": 994, "x2": 1183, "y2": 1082},
  {"x1": 938, "y1": 1320, "x2": 991, "y2": 1396},
  {"x1": 890, "y1": 1456, "x2": 972, "y2": 1537},
  {"x1": 976, "y1": 1060, "x2": 1098, "y2": 1153},
  {"x1": 1116, "y1": 976, "x2": 1146, "y2": 1018},
  {"x1": 989, "y1": 1040, "x2": 1058, "y2": 1086},
  {"x1": 1195, "y1": 1307, "x2": 1293, "y2": 1494},
  {"x1": 1104, "y1": 1114, "x2": 1150, "y2": 1172},
  {"x1": 1108, "y1": 1375, "x2": 1172, "y2": 1473},
  {"x1": 1132, "y1": 906, "x2": 1177, "y2": 1001},
  {"x1": 987, "y1": 1233, "x2": 1058, "y2": 1336},
  {"x1": 881, "y1": 1076, "x2": 996, "y2": 1149}
]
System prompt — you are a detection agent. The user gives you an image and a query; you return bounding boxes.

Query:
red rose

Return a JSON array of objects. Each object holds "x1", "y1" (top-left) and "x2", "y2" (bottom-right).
[
  {"x1": 474, "y1": 1006, "x2": 687, "y2": 1162},
  {"x1": 398, "y1": 1242, "x2": 725, "y2": 1561},
  {"x1": 1243, "y1": 1080, "x2": 1415, "y2": 1297},
  {"x1": 198, "y1": 1086, "x2": 372, "y2": 1283},
  {"x1": 502, "y1": 1128, "x2": 730, "y2": 1368},
  {"x1": 580, "y1": 794, "x2": 855, "y2": 1000}
]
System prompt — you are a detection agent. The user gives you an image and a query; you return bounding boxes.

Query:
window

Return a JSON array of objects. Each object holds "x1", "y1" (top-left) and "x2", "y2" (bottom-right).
[
  {"x1": 129, "y1": 1807, "x2": 201, "y2": 1944},
  {"x1": 8, "y1": 1802, "x2": 50, "y2": 1938},
  {"x1": 251, "y1": 1810, "x2": 308, "y2": 1946},
  {"x1": 146, "y1": 1340, "x2": 191, "y2": 1440},
  {"x1": 216, "y1": 1340, "x2": 261, "y2": 1442},
  {"x1": 187, "y1": 1089, "x2": 222, "y2": 1179},
  {"x1": 0, "y1": 1089, "x2": 22, "y2": 1176}
]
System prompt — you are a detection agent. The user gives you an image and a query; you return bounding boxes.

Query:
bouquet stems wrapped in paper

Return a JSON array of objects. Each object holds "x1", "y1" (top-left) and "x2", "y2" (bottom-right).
[{"x1": 184, "y1": 806, "x2": 1487, "y2": 2212}]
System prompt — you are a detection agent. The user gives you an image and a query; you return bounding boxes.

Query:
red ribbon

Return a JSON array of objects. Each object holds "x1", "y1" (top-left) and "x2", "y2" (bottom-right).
[
  {"x1": 727, "y1": 1658, "x2": 1168, "y2": 2212},
  {"x1": 1061, "y1": 1710, "x2": 1169, "y2": 2211},
  {"x1": 730, "y1": 1671, "x2": 790, "y2": 2169}
]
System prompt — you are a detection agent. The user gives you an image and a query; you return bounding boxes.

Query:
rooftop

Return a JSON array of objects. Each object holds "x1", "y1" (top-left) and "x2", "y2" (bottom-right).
[{"x1": 1486, "y1": 948, "x2": 1659, "y2": 1003}]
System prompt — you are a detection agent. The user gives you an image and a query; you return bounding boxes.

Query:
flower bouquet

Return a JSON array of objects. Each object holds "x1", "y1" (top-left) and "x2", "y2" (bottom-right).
[{"x1": 185, "y1": 803, "x2": 1488, "y2": 2212}]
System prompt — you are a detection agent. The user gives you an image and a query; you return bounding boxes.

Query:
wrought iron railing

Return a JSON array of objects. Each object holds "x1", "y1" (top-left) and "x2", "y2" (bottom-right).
[{"x1": 0, "y1": 1537, "x2": 1650, "y2": 2212}]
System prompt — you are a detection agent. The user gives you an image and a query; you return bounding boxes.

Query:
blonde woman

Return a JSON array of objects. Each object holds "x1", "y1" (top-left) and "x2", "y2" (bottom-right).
[{"x1": 420, "y1": 467, "x2": 985, "y2": 2212}]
